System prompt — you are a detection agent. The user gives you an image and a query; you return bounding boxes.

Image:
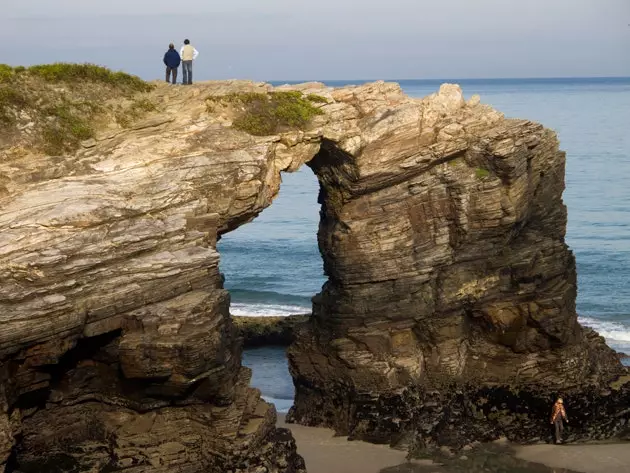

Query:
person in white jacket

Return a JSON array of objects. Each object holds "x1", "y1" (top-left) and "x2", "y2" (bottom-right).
[{"x1": 180, "y1": 39, "x2": 199, "y2": 85}]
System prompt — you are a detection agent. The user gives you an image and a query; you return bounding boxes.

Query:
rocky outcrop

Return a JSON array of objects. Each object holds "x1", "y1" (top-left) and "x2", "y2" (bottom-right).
[
  {"x1": 0, "y1": 78, "x2": 627, "y2": 471},
  {"x1": 0, "y1": 79, "x2": 316, "y2": 473},
  {"x1": 284, "y1": 84, "x2": 630, "y2": 449},
  {"x1": 235, "y1": 315, "x2": 309, "y2": 348}
]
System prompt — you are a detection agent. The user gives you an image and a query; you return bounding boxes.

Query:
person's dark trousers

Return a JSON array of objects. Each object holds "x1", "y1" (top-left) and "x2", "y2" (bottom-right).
[
  {"x1": 554, "y1": 419, "x2": 564, "y2": 443},
  {"x1": 182, "y1": 61, "x2": 193, "y2": 85},
  {"x1": 165, "y1": 67, "x2": 178, "y2": 84}
]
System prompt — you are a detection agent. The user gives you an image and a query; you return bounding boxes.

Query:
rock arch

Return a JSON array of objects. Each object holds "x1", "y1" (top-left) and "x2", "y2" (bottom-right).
[
  {"x1": 283, "y1": 88, "x2": 628, "y2": 447},
  {"x1": 0, "y1": 80, "x2": 627, "y2": 471}
]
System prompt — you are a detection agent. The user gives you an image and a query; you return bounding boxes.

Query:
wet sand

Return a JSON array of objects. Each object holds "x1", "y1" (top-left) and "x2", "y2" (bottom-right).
[
  {"x1": 515, "y1": 443, "x2": 630, "y2": 473},
  {"x1": 277, "y1": 415, "x2": 421, "y2": 473},
  {"x1": 279, "y1": 414, "x2": 630, "y2": 473}
]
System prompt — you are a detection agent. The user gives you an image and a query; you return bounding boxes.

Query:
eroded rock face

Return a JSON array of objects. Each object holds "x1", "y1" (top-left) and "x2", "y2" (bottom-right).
[
  {"x1": 286, "y1": 84, "x2": 629, "y2": 448},
  {"x1": 0, "y1": 80, "x2": 311, "y2": 473},
  {"x1": 0, "y1": 79, "x2": 627, "y2": 470}
]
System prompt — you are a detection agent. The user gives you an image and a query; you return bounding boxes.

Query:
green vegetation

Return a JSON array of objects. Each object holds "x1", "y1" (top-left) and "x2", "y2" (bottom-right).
[
  {"x1": 115, "y1": 97, "x2": 157, "y2": 128},
  {"x1": 0, "y1": 64, "x2": 15, "y2": 83},
  {"x1": 0, "y1": 87, "x2": 29, "y2": 123},
  {"x1": 26, "y1": 63, "x2": 152, "y2": 93},
  {"x1": 475, "y1": 167, "x2": 490, "y2": 179},
  {"x1": 207, "y1": 91, "x2": 266, "y2": 105},
  {"x1": 41, "y1": 104, "x2": 95, "y2": 154},
  {"x1": 207, "y1": 90, "x2": 325, "y2": 136},
  {"x1": 305, "y1": 93, "x2": 329, "y2": 103},
  {"x1": 0, "y1": 63, "x2": 155, "y2": 153},
  {"x1": 610, "y1": 375, "x2": 630, "y2": 391}
]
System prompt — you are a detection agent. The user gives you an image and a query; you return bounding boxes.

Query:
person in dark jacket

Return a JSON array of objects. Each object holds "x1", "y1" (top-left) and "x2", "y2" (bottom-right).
[{"x1": 163, "y1": 43, "x2": 181, "y2": 84}]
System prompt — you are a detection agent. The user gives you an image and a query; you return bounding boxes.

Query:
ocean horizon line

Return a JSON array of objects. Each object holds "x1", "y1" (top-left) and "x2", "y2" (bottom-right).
[{"x1": 269, "y1": 76, "x2": 630, "y2": 85}]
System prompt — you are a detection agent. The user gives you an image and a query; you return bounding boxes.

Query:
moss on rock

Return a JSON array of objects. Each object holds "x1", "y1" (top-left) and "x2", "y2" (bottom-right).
[
  {"x1": 475, "y1": 167, "x2": 490, "y2": 179},
  {"x1": 206, "y1": 90, "x2": 325, "y2": 136}
]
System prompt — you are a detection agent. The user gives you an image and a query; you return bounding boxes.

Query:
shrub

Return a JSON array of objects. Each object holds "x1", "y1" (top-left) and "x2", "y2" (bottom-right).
[
  {"x1": 273, "y1": 91, "x2": 322, "y2": 128},
  {"x1": 0, "y1": 86, "x2": 29, "y2": 123},
  {"x1": 210, "y1": 90, "x2": 324, "y2": 136},
  {"x1": 27, "y1": 63, "x2": 152, "y2": 92},
  {"x1": 1, "y1": 63, "x2": 156, "y2": 154},
  {"x1": 306, "y1": 93, "x2": 328, "y2": 103},
  {"x1": 233, "y1": 113, "x2": 276, "y2": 136},
  {"x1": 221, "y1": 92, "x2": 267, "y2": 104},
  {"x1": 41, "y1": 104, "x2": 94, "y2": 154},
  {"x1": 114, "y1": 97, "x2": 157, "y2": 128},
  {"x1": 0, "y1": 64, "x2": 16, "y2": 83},
  {"x1": 131, "y1": 98, "x2": 157, "y2": 113}
]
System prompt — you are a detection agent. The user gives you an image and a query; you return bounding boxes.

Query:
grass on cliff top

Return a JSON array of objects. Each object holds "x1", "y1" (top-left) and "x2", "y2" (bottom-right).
[
  {"x1": 206, "y1": 90, "x2": 326, "y2": 136},
  {"x1": 1, "y1": 63, "x2": 151, "y2": 92},
  {"x1": 0, "y1": 63, "x2": 154, "y2": 154}
]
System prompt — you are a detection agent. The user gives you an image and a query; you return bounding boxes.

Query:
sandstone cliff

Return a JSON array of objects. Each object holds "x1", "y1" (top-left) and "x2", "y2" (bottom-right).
[{"x1": 0, "y1": 73, "x2": 628, "y2": 471}]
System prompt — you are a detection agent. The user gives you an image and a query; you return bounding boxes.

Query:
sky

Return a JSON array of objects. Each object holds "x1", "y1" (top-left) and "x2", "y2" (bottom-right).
[{"x1": 2, "y1": 0, "x2": 629, "y2": 81}]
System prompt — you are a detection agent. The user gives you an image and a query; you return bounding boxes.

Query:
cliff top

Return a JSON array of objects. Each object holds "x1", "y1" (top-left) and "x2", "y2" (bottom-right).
[{"x1": 0, "y1": 62, "x2": 504, "y2": 207}]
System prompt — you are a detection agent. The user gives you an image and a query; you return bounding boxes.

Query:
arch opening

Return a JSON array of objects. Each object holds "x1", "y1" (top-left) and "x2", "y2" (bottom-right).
[{"x1": 218, "y1": 165, "x2": 324, "y2": 413}]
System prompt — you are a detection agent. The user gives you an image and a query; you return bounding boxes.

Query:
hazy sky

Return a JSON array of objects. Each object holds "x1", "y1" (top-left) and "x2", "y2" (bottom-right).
[{"x1": 2, "y1": 0, "x2": 629, "y2": 81}]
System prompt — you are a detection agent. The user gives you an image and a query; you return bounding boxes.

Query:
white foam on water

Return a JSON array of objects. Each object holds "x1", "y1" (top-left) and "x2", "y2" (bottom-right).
[
  {"x1": 261, "y1": 396, "x2": 293, "y2": 413},
  {"x1": 230, "y1": 302, "x2": 310, "y2": 317},
  {"x1": 580, "y1": 316, "x2": 630, "y2": 352}
]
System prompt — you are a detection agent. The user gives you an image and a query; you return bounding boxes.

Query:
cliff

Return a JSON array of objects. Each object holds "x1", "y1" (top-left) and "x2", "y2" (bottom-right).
[{"x1": 0, "y1": 66, "x2": 628, "y2": 471}]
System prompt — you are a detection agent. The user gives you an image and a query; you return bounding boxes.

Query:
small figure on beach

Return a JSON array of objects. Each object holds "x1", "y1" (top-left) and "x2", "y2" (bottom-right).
[
  {"x1": 180, "y1": 39, "x2": 199, "y2": 85},
  {"x1": 550, "y1": 397, "x2": 569, "y2": 444},
  {"x1": 163, "y1": 43, "x2": 181, "y2": 85}
]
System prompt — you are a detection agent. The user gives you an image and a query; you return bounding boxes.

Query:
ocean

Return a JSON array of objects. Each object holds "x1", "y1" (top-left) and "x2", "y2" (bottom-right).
[{"x1": 223, "y1": 78, "x2": 630, "y2": 409}]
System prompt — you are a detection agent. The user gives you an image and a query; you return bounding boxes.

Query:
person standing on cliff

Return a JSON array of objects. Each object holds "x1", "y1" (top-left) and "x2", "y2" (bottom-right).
[
  {"x1": 180, "y1": 39, "x2": 199, "y2": 85},
  {"x1": 550, "y1": 397, "x2": 569, "y2": 444},
  {"x1": 163, "y1": 43, "x2": 181, "y2": 85}
]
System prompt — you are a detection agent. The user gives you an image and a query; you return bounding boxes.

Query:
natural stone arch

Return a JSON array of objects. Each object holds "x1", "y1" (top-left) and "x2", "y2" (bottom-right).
[
  {"x1": 264, "y1": 90, "x2": 628, "y2": 448},
  {"x1": 0, "y1": 79, "x2": 628, "y2": 472}
]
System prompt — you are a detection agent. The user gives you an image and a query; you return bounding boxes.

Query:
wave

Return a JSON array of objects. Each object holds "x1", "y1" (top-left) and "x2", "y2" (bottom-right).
[
  {"x1": 231, "y1": 302, "x2": 310, "y2": 317},
  {"x1": 261, "y1": 396, "x2": 293, "y2": 413},
  {"x1": 228, "y1": 288, "x2": 311, "y2": 316},
  {"x1": 229, "y1": 288, "x2": 312, "y2": 305},
  {"x1": 580, "y1": 316, "x2": 630, "y2": 352}
]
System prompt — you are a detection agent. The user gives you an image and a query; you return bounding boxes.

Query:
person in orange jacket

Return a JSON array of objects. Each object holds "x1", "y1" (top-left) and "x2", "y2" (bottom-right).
[{"x1": 550, "y1": 398, "x2": 569, "y2": 444}]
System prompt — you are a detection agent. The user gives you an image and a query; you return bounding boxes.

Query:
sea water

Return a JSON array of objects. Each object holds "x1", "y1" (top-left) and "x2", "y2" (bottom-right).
[{"x1": 220, "y1": 78, "x2": 630, "y2": 409}]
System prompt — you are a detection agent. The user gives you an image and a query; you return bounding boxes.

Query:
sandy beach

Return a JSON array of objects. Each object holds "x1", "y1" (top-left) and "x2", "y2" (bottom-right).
[
  {"x1": 279, "y1": 415, "x2": 630, "y2": 473},
  {"x1": 515, "y1": 443, "x2": 630, "y2": 473},
  {"x1": 277, "y1": 415, "x2": 415, "y2": 473}
]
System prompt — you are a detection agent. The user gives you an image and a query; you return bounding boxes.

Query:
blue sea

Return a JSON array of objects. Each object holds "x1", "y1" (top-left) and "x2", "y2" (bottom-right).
[{"x1": 225, "y1": 78, "x2": 630, "y2": 410}]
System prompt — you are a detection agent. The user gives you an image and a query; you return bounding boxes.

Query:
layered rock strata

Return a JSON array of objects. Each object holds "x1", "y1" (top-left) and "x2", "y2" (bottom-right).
[
  {"x1": 0, "y1": 80, "x2": 315, "y2": 473},
  {"x1": 235, "y1": 315, "x2": 309, "y2": 348},
  {"x1": 0, "y1": 79, "x2": 628, "y2": 472},
  {"x1": 286, "y1": 84, "x2": 630, "y2": 448}
]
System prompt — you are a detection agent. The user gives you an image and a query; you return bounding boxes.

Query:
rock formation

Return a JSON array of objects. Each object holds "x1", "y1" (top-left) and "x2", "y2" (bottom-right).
[
  {"x1": 0, "y1": 77, "x2": 628, "y2": 471},
  {"x1": 285, "y1": 84, "x2": 630, "y2": 449},
  {"x1": 235, "y1": 315, "x2": 309, "y2": 348}
]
